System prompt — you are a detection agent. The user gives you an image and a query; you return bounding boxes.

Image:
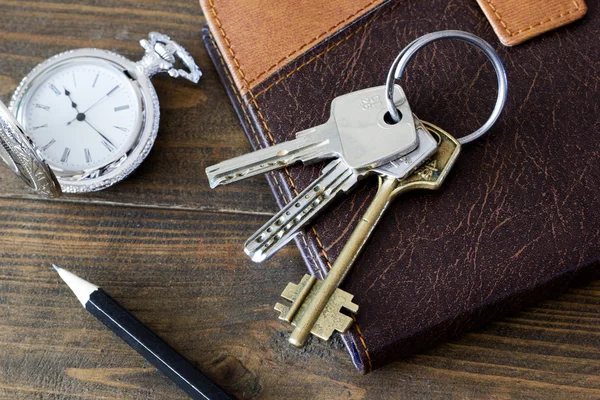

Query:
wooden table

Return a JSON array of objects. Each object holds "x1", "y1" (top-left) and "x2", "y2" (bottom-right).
[{"x1": 1, "y1": 1, "x2": 599, "y2": 399}]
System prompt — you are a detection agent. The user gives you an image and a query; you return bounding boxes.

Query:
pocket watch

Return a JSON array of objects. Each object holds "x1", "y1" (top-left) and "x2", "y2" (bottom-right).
[{"x1": 6, "y1": 32, "x2": 201, "y2": 193}]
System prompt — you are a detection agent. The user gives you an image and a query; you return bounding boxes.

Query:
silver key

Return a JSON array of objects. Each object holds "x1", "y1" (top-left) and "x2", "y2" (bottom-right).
[
  {"x1": 205, "y1": 85, "x2": 418, "y2": 188},
  {"x1": 245, "y1": 117, "x2": 439, "y2": 262},
  {"x1": 245, "y1": 158, "x2": 359, "y2": 262}
]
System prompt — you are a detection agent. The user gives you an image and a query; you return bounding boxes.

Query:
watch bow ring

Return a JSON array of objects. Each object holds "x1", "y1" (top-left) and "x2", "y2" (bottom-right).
[{"x1": 6, "y1": 31, "x2": 201, "y2": 193}]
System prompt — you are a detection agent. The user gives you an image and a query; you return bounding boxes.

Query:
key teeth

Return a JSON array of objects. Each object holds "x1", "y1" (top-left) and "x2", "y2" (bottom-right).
[
  {"x1": 280, "y1": 282, "x2": 300, "y2": 301},
  {"x1": 274, "y1": 302, "x2": 290, "y2": 320},
  {"x1": 306, "y1": 288, "x2": 359, "y2": 341},
  {"x1": 275, "y1": 277, "x2": 315, "y2": 324},
  {"x1": 245, "y1": 160, "x2": 359, "y2": 261},
  {"x1": 338, "y1": 291, "x2": 359, "y2": 314},
  {"x1": 345, "y1": 300, "x2": 359, "y2": 314},
  {"x1": 205, "y1": 164, "x2": 265, "y2": 189},
  {"x1": 311, "y1": 313, "x2": 355, "y2": 341},
  {"x1": 275, "y1": 277, "x2": 359, "y2": 344}
]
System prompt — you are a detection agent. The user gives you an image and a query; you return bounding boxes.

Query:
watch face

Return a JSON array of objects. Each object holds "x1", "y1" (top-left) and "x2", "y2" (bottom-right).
[{"x1": 19, "y1": 59, "x2": 143, "y2": 173}]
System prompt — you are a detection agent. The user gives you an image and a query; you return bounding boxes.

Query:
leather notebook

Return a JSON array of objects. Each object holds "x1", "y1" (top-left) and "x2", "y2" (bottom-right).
[{"x1": 200, "y1": 0, "x2": 596, "y2": 373}]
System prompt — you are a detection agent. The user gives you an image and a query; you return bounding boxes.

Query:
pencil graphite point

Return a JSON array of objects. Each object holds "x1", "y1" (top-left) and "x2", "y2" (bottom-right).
[{"x1": 52, "y1": 264, "x2": 99, "y2": 307}]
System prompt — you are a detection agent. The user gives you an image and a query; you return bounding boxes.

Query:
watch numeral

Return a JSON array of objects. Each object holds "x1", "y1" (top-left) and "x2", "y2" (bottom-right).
[
  {"x1": 61, "y1": 147, "x2": 71, "y2": 163},
  {"x1": 84, "y1": 148, "x2": 92, "y2": 163},
  {"x1": 73, "y1": 72, "x2": 77, "y2": 88},
  {"x1": 114, "y1": 105, "x2": 130, "y2": 112},
  {"x1": 92, "y1": 73, "x2": 99, "y2": 88},
  {"x1": 114, "y1": 126, "x2": 128, "y2": 132},
  {"x1": 31, "y1": 124, "x2": 48, "y2": 131},
  {"x1": 41, "y1": 139, "x2": 55, "y2": 151},
  {"x1": 35, "y1": 104, "x2": 50, "y2": 111},
  {"x1": 50, "y1": 84, "x2": 60, "y2": 96},
  {"x1": 101, "y1": 140, "x2": 115, "y2": 152},
  {"x1": 107, "y1": 85, "x2": 120, "y2": 97}
]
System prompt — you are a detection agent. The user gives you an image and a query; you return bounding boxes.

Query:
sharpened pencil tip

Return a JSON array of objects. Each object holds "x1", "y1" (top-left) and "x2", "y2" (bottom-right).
[{"x1": 52, "y1": 265, "x2": 99, "y2": 306}]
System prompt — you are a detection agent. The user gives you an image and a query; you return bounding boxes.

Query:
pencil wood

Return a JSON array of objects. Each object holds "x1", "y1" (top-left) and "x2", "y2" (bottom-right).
[{"x1": 53, "y1": 265, "x2": 231, "y2": 400}]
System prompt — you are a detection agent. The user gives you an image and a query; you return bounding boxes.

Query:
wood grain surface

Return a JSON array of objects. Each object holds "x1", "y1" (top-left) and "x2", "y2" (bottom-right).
[{"x1": 0, "y1": 1, "x2": 599, "y2": 399}]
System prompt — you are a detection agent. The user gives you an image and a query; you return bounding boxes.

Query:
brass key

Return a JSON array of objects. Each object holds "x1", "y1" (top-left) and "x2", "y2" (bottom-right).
[{"x1": 275, "y1": 121, "x2": 461, "y2": 347}]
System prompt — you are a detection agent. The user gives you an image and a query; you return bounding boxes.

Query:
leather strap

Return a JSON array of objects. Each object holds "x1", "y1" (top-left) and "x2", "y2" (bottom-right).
[{"x1": 476, "y1": 0, "x2": 587, "y2": 46}]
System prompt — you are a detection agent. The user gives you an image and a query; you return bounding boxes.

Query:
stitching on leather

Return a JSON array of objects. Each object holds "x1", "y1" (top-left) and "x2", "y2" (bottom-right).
[
  {"x1": 246, "y1": 0, "x2": 383, "y2": 85},
  {"x1": 311, "y1": 228, "x2": 334, "y2": 268},
  {"x1": 252, "y1": 0, "x2": 583, "y2": 101},
  {"x1": 301, "y1": 232, "x2": 325, "y2": 280},
  {"x1": 209, "y1": 0, "x2": 374, "y2": 372},
  {"x1": 250, "y1": 1, "x2": 402, "y2": 102},
  {"x1": 207, "y1": 0, "x2": 250, "y2": 92},
  {"x1": 207, "y1": 35, "x2": 264, "y2": 152},
  {"x1": 351, "y1": 315, "x2": 373, "y2": 371},
  {"x1": 486, "y1": 0, "x2": 581, "y2": 38},
  {"x1": 485, "y1": 0, "x2": 514, "y2": 34}
]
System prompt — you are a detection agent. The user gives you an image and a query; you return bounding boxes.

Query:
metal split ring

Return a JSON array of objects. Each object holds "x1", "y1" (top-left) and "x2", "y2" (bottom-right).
[{"x1": 385, "y1": 30, "x2": 508, "y2": 145}]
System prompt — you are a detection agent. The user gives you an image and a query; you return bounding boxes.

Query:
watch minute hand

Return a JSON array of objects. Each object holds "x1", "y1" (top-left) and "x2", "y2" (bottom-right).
[
  {"x1": 82, "y1": 85, "x2": 121, "y2": 114},
  {"x1": 84, "y1": 120, "x2": 115, "y2": 149}
]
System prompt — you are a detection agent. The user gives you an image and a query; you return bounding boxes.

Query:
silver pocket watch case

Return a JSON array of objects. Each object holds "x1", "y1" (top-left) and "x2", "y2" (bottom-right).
[{"x1": 1, "y1": 32, "x2": 200, "y2": 195}]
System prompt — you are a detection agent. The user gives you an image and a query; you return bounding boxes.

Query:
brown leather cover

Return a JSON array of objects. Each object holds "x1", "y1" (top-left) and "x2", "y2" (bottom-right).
[
  {"x1": 202, "y1": 0, "x2": 598, "y2": 373},
  {"x1": 200, "y1": 0, "x2": 387, "y2": 95},
  {"x1": 200, "y1": 0, "x2": 588, "y2": 98},
  {"x1": 476, "y1": 0, "x2": 587, "y2": 46}
]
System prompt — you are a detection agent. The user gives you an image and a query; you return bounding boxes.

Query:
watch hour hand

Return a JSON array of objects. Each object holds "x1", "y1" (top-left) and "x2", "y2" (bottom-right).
[
  {"x1": 64, "y1": 87, "x2": 85, "y2": 126},
  {"x1": 63, "y1": 87, "x2": 79, "y2": 110}
]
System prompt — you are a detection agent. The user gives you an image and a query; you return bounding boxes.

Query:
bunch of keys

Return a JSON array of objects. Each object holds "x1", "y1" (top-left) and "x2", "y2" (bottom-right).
[{"x1": 206, "y1": 31, "x2": 508, "y2": 348}]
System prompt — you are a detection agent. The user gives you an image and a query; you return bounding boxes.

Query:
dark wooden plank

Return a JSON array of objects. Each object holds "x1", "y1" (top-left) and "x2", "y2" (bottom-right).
[
  {"x1": 1, "y1": 197, "x2": 600, "y2": 399},
  {"x1": 0, "y1": 0, "x2": 278, "y2": 215}
]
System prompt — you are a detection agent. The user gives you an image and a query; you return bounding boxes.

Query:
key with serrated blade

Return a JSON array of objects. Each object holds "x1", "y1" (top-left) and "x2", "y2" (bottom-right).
[
  {"x1": 205, "y1": 85, "x2": 418, "y2": 188},
  {"x1": 245, "y1": 117, "x2": 439, "y2": 262},
  {"x1": 245, "y1": 158, "x2": 359, "y2": 262},
  {"x1": 275, "y1": 121, "x2": 461, "y2": 347}
]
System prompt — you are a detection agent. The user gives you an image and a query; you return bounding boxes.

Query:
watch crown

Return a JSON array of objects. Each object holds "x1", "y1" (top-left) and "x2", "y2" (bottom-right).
[
  {"x1": 154, "y1": 42, "x2": 176, "y2": 64},
  {"x1": 137, "y1": 32, "x2": 201, "y2": 83}
]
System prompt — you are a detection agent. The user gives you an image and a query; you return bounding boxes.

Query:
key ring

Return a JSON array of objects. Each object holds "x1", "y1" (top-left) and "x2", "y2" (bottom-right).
[{"x1": 385, "y1": 30, "x2": 508, "y2": 145}]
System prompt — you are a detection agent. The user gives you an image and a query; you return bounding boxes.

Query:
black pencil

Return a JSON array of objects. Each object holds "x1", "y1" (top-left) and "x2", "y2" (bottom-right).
[{"x1": 53, "y1": 264, "x2": 231, "y2": 400}]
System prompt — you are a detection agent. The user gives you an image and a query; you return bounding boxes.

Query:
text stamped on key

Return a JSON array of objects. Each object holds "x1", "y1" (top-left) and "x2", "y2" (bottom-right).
[{"x1": 332, "y1": 85, "x2": 416, "y2": 170}]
